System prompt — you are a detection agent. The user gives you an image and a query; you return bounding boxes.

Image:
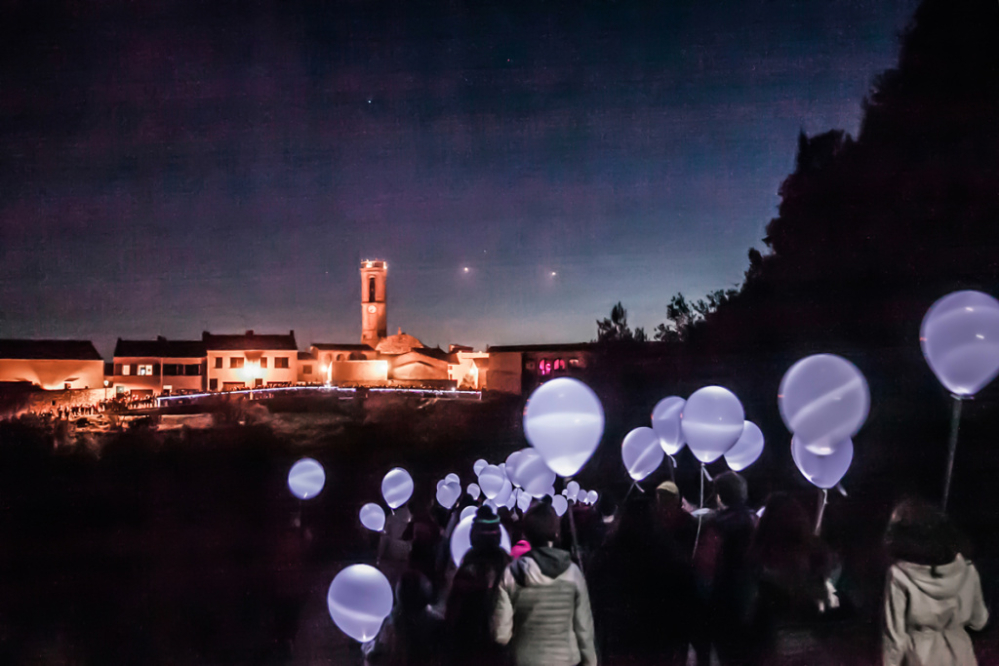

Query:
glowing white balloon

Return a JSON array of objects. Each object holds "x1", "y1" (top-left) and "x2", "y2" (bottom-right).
[
  {"x1": 467, "y1": 483, "x2": 481, "y2": 501},
  {"x1": 621, "y1": 426, "x2": 665, "y2": 481},
  {"x1": 445, "y1": 473, "x2": 461, "y2": 485},
  {"x1": 460, "y1": 505, "x2": 478, "y2": 521},
  {"x1": 779, "y1": 354, "x2": 870, "y2": 455},
  {"x1": 725, "y1": 421, "x2": 765, "y2": 472},
  {"x1": 517, "y1": 489, "x2": 532, "y2": 512},
  {"x1": 504, "y1": 486, "x2": 518, "y2": 510},
  {"x1": 327, "y1": 564, "x2": 393, "y2": 642},
  {"x1": 524, "y1": 377, "x2": 605, "y2": 477},
  {"x1": 586, "y1": 490, "x2": 598, "y2": 505},
  {"x1": 449, "y1": 514, "x2": 512, "y2": 566},
  {"x1": 359, "y1": 503, "x2": 386, "y2": 532},
  {"x1": 478, "y1": 465, "x2": 506, "y2": 499},
  {"x1": 552, "y1": 494, "x2": 568, "y2": 517},
  {"x1": 921, "y1": 290, "x2": 999, "y2": 396},
  {"x1": 566, "y1": 480, "x2": 580, "y2": 502},
  {"x1": 513, "y1": 449, "x2": 557, "y2": 497},
  {"x1": 505, "y1": 450, "x2": 526, "y2": 486},
  {"x1": 652, "y1": 396, "x2": 687, "y2": 455},
  {"x1": 791, "y1": 436, "x2": 853, "y2": 489},
  {"x1": 436, "y1": 479, "x2": 462, "y2": 509},
  {"x1": 494, "y1": 477, "x2": 514, "y2": 505},
  {"x1": 288, "y1": 458, "x2": 326, "y2": 500},
  {"x1": 473, "y1": 459, "x2": 488, "y2": 475},
  {"x1": 681, "y1": 386, "x2": 745, "y2": 463},
  {"x1": 381, "y1": 467, "x2": 414, "y2": 510}
]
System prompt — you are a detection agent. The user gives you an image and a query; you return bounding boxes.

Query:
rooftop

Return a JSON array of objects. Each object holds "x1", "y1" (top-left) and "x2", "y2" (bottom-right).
[
  {"x1": 114, "y1": 337, "x2": 206, "y2": 359},
  {"x1": 202, "y1": 331, "x2": 298, "y2": 351},
  {"x1": 0, "y1": 339, "x2": 103, "y2": 361}
]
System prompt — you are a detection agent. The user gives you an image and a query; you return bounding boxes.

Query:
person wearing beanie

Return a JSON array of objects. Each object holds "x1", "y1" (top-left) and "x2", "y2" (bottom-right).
[
  {"x1": 656, "y1": 480, "x2": 699, "y2": 561},
  {"x1": 493, "y1": 502, "x2": 597, "y2": 666},
  {"x1": 443, "y1": 505, "x2": 511, "y2": 666}
]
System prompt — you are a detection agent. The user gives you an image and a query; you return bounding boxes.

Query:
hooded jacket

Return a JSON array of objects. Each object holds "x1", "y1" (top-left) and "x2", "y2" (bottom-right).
[
  {"x1": 883, "y1": 554, "x2": 988, "y2": 666},
  {"x1": 492, "y1": 546, "x2": 597, "y2": 666}
]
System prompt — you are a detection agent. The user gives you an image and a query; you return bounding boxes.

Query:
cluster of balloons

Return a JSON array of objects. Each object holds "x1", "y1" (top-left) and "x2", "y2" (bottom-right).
[{"x1": 779, "y1": 354, "x2": 869, "y2": 489}]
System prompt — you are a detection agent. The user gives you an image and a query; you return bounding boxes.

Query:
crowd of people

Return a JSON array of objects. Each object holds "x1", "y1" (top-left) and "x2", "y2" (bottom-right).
[{"x1": 359, "y1": 471, "x2": 989, "y2": 666}]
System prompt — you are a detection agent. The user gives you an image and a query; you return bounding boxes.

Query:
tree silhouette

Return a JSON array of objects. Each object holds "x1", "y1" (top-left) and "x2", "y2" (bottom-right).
[{"x1": 596, "y1": 302, "x2": 634, "y2": 343}]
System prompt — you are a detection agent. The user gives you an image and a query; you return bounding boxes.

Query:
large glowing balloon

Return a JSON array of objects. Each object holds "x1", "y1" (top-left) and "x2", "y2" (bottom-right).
[
  {"x1": 791, "y1": 436, "x2": 853, "y2": 489},
  {"x1": 359, "y1": 503, "x2": 386, "y2": 532},
  {"x1": 288, "y1": 458, "x2": 326, "y2": 500},
  {"x1": 505, "y1": 450, "x2": 526, "y2": 486},
  {"x1": 473, "y1": 459, "x2": 488, "y2": 475},
  {"x1": 652, "y1": 396, "x2": 687, "y2": 455},
  {"x1": 494, "y1": 477, "x2": 514, "y2": 505},
  {"x1": 327, "y1": 564, "x2": 393, "y2": 642},
  {"x1": 436, "y1": 479, "x2": 462, "y2": 509},
  {"x1": 524, "y1": 377, "x2": 605, "y2": 477},
  {"x1": 921, "y1": 290, "x2": 999, "y2": 396},
  {"x1": 478, "y1": 465, "x2": 506, "y2": 499},
  {"x1": 779, "y1": 354, "x2": 870, "y2": 455},
  {"x1": 449, "y1": 514, "x2": 512, "y2": 566},
  {"x1": 725, "y1": 421, "x2": 765, "y2": 472},
  {"x1": 444, "y1": 473, "x2": 460, "y2": 485},
  {"x1": 467, "y1": 483, "x2": 481, "y2": 501},
  {"x1": 381, "y1": 467, "x2": 414, "y2": 510},
  {"x1": 460, "y1": 505, "x2": 478, "y2": 521},
  {"x1": 512, "y1": 449, "x2": 557, "y2": 497},
  {"x1": 681, "y1": 387, "x2": 745, "y2": 463},
  {"x1": 621, "y1": 426, "x2": 665, "y2": 481}
]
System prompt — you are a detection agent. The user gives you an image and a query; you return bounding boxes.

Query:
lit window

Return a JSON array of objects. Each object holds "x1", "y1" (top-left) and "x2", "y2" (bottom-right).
[
  {"x1": 137, "y1": 364, "x2": 153, "y2": 376},
  {"x1": 260, "y1": 357, "x2": 268, "y2": 369},
  {"x1": 230, "y1": 357, "x2": 244, "y2": 369},
  {"x1": 553, "y1": 359, "x2": 565, "y2": 371},
  {"x1": 214, "y1": 357, "x2": 223, "y2": 369},
  {"x1": 122, "y1": 364, "x2": 131, "y2": 376},
  {"x1": 569, "y1": 358, "x2": 581, "y2": 368},
  {"x1": 369, "y1": 276, "x2": 376, "y2": 303},
  {"x1": 275, "y1": 357, "x2": 289, "y2": 369},
  {"x1": 539, "y1": 358, "x2": 552, "y2": 376}
]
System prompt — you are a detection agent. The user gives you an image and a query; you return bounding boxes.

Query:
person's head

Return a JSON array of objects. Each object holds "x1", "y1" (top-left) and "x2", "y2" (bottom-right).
[
  {"x1": 886, "y1": 498, "x2": 962, "y2": 566},
  {"x1": 715, "y1": 471, "x2": 748, "y2": 509},
  {"x1": 614, "y1": 493, "x2": 656, "y2": 540},
  {"x1": 470, "y1": 505, "x2": 502, "y2": 550},
  {"x1": 523, "y1": 500, "x2": 560, "y2": 548},
  {"x1": 396, "y1": 570, "x2": 433, "y2": 616},
  {"x1": 656, "y1": 481, "x2": 682, "y2": 510}
]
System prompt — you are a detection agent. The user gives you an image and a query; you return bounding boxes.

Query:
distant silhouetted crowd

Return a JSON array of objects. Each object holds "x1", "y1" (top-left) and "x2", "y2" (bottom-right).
[{"x1": 360, "y1": 472, "x2": 989, "y2": 666}]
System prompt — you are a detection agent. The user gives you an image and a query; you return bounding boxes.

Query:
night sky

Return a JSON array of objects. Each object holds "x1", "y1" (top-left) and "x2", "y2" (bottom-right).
[{"x1": 0, "y1": 0, "x2": 919, "y2": 357}]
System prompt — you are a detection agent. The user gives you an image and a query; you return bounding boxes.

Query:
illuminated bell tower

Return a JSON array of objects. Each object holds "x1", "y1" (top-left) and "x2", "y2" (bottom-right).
[{"x1": 360, "y1": 260, "x2": 388, "y2": 345}]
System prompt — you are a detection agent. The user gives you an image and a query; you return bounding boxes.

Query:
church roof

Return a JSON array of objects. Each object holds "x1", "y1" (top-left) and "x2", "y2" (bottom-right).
[
  {"x1": 375, "y1": 332, "x2": 425, "y2": 355},
  {"x1": 0, "y1": 339, "x2": 103, "y2": 361}
]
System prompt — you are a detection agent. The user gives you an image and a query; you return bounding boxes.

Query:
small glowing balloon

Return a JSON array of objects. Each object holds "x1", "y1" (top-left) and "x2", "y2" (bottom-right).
[
  {"x1": 467, "y1": 483, "x2": 481, "y2": 500},
  {"x1": 586, "y1": 490, "x2": 599, "y2": 505},
  {"x1": 512, "y1": 449, "x2": 557, "y2": 497},
  {"x1": 381, "y1": 467, "x2": 414, "y2": 510},
  {"x1": 552, "y1": 494, "x2": 569, "y2": 517},
  {"x1": 494, "y1": 477, "x2": 514, "y2": 505},
  {"x1": 621, "y1": 426, "x2": 665, "y2": 481},
  {"x1": 517, "y1": 489, "x2": 532, "y2": 512},
  {"x1": 505, "y1": 450, "x2": 526, "y2": 485},
  {"x1": 566, "y1": 480, "x2": 580, "y2": 502},
  {"x1": 504, "y1": 486, "x2": 518, "y2": 510},
  {"x1": 445, "y1": 473, "x2": 461, "y2": 485},
  {"x1": 436, "y1": 479, "x2": 462, "y2": 509},
  {"x1": 478, "y1": 465, "x2": 506, "y2": 499},
  {"x1": 473, "y1": 459, "x2": 488, "y2": 475},
  {"x1": 921, "y1": 290, "x2": 999, "y2": 396},
  {"x1": 779, "y1": 354, "x2": 869, "y2": 455},
  {"x1": 725, "y1": 421, "x2": 765, "y2": 472},
  {"x1": 791, "y1": 436, "x2": 853, "y2": 489},
  {"x1": 450, "y1": 514, "x2": 512, "y2": 566},
  {"x1": 681, "y1": 387, "x2": 745, "y2": 463},
  {"x1": 288, "y1": 458, "x2": 326, "y2": 500},
  {"x1": 460, "y1": 505, "x2": 478, "y2": 521},
  {"x1": 327, "y1": 564, "x2": 393, "y2": 642},
  {"x1": 652, "y1": 396, "x2": 687, "y2": 455},
  {"x1": 359, "y1": 503, "x2": 386, "y2": 532},
  {"x1": 524, "y1": 377, "x2": 605, "y2": 477}
]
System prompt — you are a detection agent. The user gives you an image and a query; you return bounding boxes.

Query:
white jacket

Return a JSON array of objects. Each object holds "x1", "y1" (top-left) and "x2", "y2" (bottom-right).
[
  {"x1": 492, "y1": 547, "x2": 597, "y2": 666},
  {"x1": 883, "y1": 554, "x2": 989, "y2": 666}
]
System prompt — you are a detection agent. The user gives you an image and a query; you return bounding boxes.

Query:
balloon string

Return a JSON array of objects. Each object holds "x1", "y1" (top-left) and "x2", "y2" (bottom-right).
[
  {"x1": 942, "y1": 395, "x2": 964, "y2": 511},
  {"x1": 814, "y1": 488, "x2": 829, "y2": 536},
  {"x1": 693, "y1": 464, "x2": 705, "y2": 557},
  {"x1": 667, "y1": 454, "x2": 677, "y2": 482}
]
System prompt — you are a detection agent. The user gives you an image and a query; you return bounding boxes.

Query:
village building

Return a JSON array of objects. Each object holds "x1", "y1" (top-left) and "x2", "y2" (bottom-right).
[
  {"x1": 0, "y1": 339, "x2": 105, "y2": 391},
  {"x1": 111, "y1": 337, "x2": 207, "y2": 397},
  {"x1": 203, "y1": 331, "x2": 299, "y2": 391}
]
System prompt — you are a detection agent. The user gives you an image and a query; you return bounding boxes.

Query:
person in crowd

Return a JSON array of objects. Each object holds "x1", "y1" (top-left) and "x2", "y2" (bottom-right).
[
  {"x1": 656, "y1": 481, "x2": 699, "y2": 561},
  {"x1": 493, "y1": 500, "x2": 597, "y2": 666},
  {"x1": 882, "y1": 498, "x2": 988, "y2": 666},
  {"x1": 694, "y1": 471, "x2": 757, "y2": 666},
  {"x1": 364, "y1": 569, "x2": 445, "y2": 666},
  {"x1": 404, "y1": 501, "x2": 446, "y2": 601},
  {"x1": 589, "y1": 493, "x2": 696, "y2": 666},
  {"x1": 444, "y1": 505, "x2": 511, "y2": 665},
  {"x1": 748, "y1": 492, "x2": 838, "y2": 666}
]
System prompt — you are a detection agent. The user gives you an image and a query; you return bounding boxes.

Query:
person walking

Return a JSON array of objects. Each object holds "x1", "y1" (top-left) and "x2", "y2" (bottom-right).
[
  {"x1": 883, "y1": 498, "x2": 988, "y2": 666},
  {"x1": 493, "y1": 500, "x2": 597, "y2": 666}
]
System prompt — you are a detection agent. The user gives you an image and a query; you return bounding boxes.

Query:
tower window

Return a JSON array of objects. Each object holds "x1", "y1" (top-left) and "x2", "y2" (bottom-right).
[{"x1": 368, "y1": 276, "x2": 376, "y2": 303}]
